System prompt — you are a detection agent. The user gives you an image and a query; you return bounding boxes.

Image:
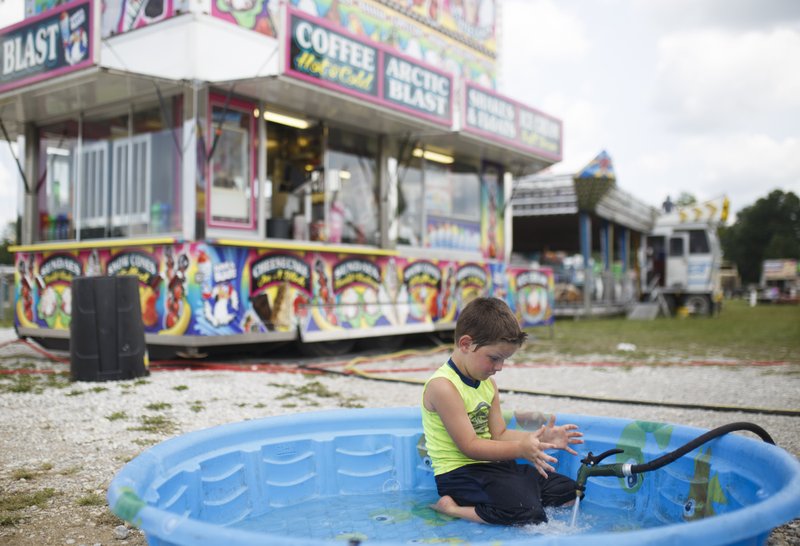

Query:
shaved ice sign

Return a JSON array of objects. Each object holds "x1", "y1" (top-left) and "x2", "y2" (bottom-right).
[{"x1": 463, "y1": 82, "x2": 562, "y2": 160}]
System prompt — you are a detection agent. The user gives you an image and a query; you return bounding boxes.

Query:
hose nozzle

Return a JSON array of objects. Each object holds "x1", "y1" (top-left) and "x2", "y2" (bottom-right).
[{"x1": 575, "y1": 448, "x2": 634, "y2": 492}]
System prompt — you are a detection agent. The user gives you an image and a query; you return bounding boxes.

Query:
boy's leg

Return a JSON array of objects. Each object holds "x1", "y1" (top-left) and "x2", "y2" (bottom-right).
[
  {"x1": 435, "y1": 462, "x2": 548, "y2": 525},
  {"x1": 431, "y1": 495, "x2": 486, "y2": 524},
  {"x1": 539, "y1": 471, "x2": 580, "y2": 507}
]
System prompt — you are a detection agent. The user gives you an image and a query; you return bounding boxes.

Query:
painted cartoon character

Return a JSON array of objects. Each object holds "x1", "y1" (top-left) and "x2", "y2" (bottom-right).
[
  {"x1": 18, "y1": 258, "x2": 35, "y2": 322},
  {"x1": 164, "y1": 250, "x2": 189, "y2": 329},
  {"x1": 615, "y1": 420, "x2": 674, "y2": 493},
  {"x1": 487, "y1": 180, "x2": 498, "y2": 258},
  {"x1": 85, "y1": 249, "x2": 102, "y2": 277},
  {"x1": 438, "y1": 265, "x2": 457, "y2": 320},
  {"x1": 203, "y1": 282, "x2": 239, "y2": 327},
  {"x1": 196, "y1": 251, "x2": 213, "y2": 300},
  {"x1": 215, "y1": 0, "x2": 274, "y2": 34},
  {"x1": 313, "y1": 258, "x2": 337, "y2": 325},
  {"x1": 683, "y1": 446, "x2": 728, "y2": 521}
]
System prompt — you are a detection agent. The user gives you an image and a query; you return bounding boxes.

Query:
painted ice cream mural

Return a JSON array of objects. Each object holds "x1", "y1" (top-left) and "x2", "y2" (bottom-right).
[{"x1": 15, "y1": 243, "x2": 554, "y2": 337}]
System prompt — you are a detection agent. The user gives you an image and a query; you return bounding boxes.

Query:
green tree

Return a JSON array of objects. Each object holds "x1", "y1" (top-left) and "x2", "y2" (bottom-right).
[
  {"x1": 720, "y1": 190, "x2": 800, "y2": 284},
  {"x1": 0, "y1": 220, "x2": 15, "y2": 265},
  {"x1": 674, "y1": 192, "x2": 697, "y2": 207}
]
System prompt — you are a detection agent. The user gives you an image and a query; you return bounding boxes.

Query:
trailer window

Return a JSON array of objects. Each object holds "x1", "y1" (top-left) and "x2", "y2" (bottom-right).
[
  {"x1": 424, "y1": 160, "x2": 481, "y2": 251},
  {"x1": 208, "y1": 96, "x2": 256, "y2": 229},
  {"x1": 688, "y1": 230, "x2": 710, "y2": 254},
  {"x1": 397, "y1": 157, "x2": 423, "y2": 246},
  {"x1": 327, "y1": 127, "x2": 379, "y2": 245},
  {"x1": 37, "y1": 98, "x2": 183, "y2": 241},
  {"x1": 38, "y1": 122, "x2": 79, "y2": 241},
  {"x1": 669, "y1": 237, "x2": 685, "y2": 257}
]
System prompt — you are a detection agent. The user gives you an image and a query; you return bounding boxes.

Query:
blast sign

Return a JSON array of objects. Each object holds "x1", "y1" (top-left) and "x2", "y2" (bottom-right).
[
  {"x1": 0, "y1": 0, "x2": 93, "y2": 92},
  {"x1": 383, "y1": 53, "x2": 451, "y2": 121}
]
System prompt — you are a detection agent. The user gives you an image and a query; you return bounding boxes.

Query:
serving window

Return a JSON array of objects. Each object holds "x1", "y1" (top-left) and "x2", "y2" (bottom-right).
[
  {"x1": 207, "y1": 95, "x2": 257, "y2": 229},
  {"x1": 425, "y1": 161, "x2": 481, "y2": 252},
  {"x1": 38, "y1": 122, "x2": 79, "y2": 241},
  {"x1": 326, "y1": 127, "x2": 379, "y2": 246},
  {"x1": 37, "y1": 97, "x2": 183, "y2": 241}
]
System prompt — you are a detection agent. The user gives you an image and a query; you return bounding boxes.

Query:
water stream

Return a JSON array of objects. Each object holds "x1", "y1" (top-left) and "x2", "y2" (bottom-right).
[{"x1": 570, "y1": 495, "x2": 581, "y2": 527}]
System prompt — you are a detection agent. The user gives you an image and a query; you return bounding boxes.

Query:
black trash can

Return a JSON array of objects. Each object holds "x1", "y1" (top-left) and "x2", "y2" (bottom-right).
[{"x1": 70, "y1": 275, "x2": 149, "y2": 382}]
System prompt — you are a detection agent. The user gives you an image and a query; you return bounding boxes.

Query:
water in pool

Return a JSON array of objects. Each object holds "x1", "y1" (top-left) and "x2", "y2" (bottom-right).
[{"x1": 233, "y1": 489, "x2": 666, "y2": 542}]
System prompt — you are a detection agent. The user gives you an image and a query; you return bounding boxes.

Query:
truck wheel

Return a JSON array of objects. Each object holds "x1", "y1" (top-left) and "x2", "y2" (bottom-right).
[{"x1": 684, "y1": 295, "x2": 711, "y2": 316}]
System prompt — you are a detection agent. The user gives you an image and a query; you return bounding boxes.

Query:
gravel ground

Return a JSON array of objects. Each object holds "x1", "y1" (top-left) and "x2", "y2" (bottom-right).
[{"x1": 0, "y1": 329, "x2": 798, "y2": 546}]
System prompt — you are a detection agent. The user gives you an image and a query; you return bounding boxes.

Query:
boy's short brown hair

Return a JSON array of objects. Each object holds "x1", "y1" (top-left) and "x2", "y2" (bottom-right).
[{"x1": 454, "y1": 297, "x2": 527, "y2": 350}]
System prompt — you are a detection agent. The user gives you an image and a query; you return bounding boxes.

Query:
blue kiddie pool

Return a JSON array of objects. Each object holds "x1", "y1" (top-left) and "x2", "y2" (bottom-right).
[{"x1": 108, "y1": 407, "x2": 800, "y2": 545}]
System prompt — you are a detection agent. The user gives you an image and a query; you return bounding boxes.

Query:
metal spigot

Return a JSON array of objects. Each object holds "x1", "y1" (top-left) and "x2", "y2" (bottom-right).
[{"x1": 575, "y1": 448, "x2": 632, "y2": 496}]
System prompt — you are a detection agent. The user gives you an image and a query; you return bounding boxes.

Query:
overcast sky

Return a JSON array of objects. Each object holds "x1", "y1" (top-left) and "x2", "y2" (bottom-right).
[
  {"x1": 2, "y1": 0, "x2": 799, "y2": 231},
  {"x1": 500, "y1": 0, "x2": 800, "y2": 216}
]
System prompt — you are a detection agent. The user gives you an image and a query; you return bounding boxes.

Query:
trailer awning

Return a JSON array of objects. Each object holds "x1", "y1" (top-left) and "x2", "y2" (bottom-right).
[{"x1": 0, "y1": 67, "x2": 187, "y2": 140}]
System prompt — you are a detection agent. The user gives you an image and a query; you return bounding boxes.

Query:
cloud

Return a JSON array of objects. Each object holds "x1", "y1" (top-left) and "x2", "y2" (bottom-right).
[
  {"x1": 629, "y1": 132, "x2": 800, "y2": 211},
  {"x1": 500, "y1": 0, "x2": 589, "y2": 82},
  {"x1": 0, "y1": 146, "x2": 19, "y2": 228},
  {"x1": 635, "y1": 0, "x2": 800, "y2": 31},
  {"x1": 652, "y1": 27, "x2": 800, "y2": 133},
  {"x1": 545, "y1": 97, "x2": 607, "y2": 172}
]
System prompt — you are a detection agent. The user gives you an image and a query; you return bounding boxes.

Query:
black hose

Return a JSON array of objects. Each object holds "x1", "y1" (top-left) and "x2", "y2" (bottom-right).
[{"x1": 630, "y1": 422, "x2": 775, "y2": 474}]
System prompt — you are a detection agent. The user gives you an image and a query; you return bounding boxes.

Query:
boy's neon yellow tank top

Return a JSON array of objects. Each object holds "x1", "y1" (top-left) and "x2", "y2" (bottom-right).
[{"x1": 421, "y1": 361, "x2": 495, "y2": 475}]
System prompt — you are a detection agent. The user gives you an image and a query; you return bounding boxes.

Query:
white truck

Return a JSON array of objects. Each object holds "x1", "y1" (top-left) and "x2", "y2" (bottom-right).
[{"x1": 640, "y1": 197, "x2": 729, "y2": 316}]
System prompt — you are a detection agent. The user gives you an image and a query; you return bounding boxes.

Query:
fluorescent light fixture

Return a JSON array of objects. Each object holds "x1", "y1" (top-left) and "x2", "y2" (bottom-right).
[
  {"x1": 338, "y1": 169, "x2": 351, "y2": 180},
  {"x1": 412, "y1": 147, "x2": 454, "y2": 164},
  {"x1": 47, "y1": 147, "x2": 70, "y2": 156},
  {"x1": 263, "y1": 110, "x2": 310, "y2": 129}
]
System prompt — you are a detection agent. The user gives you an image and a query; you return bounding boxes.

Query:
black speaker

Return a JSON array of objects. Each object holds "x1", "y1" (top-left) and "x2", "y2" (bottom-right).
[{"x1": 70, "y1": 276, "x2": 149, "y2": 382}]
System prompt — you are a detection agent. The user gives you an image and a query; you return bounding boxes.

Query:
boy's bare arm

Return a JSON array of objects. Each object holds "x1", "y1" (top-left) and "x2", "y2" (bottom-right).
[{"x1": 424, "y1": 378, "x2": 557, "y2": 476}]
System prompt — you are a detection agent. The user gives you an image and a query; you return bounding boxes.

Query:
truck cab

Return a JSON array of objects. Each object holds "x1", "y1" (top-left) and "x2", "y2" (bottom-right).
[{"x1": 641, "y1": 198, "x2": 728, "y2": 316}]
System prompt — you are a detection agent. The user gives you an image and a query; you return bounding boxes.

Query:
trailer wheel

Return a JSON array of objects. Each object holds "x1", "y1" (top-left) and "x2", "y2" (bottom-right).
[
  {"x1": 356, "y1": 335, "x2": 405, "y2": 353},
  {"x1": 297, "y1": 339, "x2": 356, "y2": 357},
  {"x1": 683, "y1": 295, "x2": 712, "y2": 316}
]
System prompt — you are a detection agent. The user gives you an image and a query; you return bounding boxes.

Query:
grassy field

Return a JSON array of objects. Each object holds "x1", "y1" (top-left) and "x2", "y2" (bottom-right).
[
  {"x1": 518, "y1": 299, "x2": 800, "y2": 363},
  {"x1": 2, "y1": 299, "x2": 798, "y2": 363}
]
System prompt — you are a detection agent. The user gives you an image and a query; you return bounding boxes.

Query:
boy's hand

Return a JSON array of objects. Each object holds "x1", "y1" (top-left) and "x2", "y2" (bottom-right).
[
  {"x1": 540, "y1": 414, "x2": 584, "y2": 455},
  {"x1": 521, "y1": 427, "x2": 559, "y2": 478}
]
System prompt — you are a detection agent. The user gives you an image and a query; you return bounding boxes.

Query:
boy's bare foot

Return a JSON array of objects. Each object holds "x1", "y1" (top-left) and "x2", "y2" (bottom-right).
[
  {"x1": 431, "y1": 495, "x2": 459, "y2": 517},
  {"x1": 430, "y1": 496, "x2": 485, "y2": 523}
]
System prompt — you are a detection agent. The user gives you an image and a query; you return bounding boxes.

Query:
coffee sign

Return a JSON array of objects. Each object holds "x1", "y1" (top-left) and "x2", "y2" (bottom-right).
[
  {"x1": 0, "y1": 0, "x2": 94, "y2": 93},
  {"x1": 285, "y1": 9, "x2": 453, "y2": 126},
  {"x1": 289, "y1": 13, "x2": 378, "y2": 97}
]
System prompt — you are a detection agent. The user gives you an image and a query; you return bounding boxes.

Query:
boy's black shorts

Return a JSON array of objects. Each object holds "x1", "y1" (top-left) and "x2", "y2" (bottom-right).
[{"x1": 434, "y1": 461, "x2": 577, "y2": 526}]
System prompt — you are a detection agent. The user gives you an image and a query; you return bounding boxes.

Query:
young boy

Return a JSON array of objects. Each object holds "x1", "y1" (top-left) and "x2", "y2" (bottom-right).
[{"x1": 421, "y1": 297, "x2": 583, "y2": 526}]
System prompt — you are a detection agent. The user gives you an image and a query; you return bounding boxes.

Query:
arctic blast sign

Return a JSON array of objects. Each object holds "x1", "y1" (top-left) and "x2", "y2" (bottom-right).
[
  {"x1": 383, "y1": 53, "x2": 451, "y2": 123},
  {"x1": 289, "y1": 13, "x2": 377, "y2": 97}
]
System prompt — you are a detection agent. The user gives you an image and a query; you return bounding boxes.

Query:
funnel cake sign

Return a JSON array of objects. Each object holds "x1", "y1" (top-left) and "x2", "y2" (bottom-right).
[
  {"x1": 285, "y1": 9, "x2": 453, "y2": 126},
  {"x1": 463, "y1": 82, "x2": 562, "y2": 161},
  {"x1": 0, "y1": 0, "x2": 94, "y2": 93}
]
